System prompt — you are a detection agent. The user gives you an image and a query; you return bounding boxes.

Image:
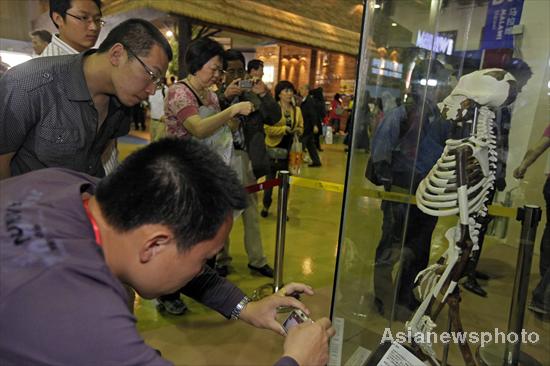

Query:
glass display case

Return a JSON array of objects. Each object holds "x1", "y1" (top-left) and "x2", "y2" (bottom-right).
[{"x1": 329, "y1": 0, "x2": 549, "y2": 365}]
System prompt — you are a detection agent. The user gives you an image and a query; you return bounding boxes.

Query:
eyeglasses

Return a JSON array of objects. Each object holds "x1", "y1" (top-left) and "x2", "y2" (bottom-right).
[
  {"x1": 65, "y1": 12, "x2": 105, "y2": 27},
  {"x1": 210, "y1": 66, "x2": 225, "y2": 76},
  {"x1": 123, "y1": 45, "x2": 164, "y2": 90},
  {"x1": 225, "y1": 68, "x2": 245, "y2": 77}
]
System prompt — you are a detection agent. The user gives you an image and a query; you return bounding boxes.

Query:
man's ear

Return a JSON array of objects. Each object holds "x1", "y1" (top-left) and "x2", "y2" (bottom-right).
[
  {"x1": 139, "y1": 233, "x2": 174, "y2": 264},
  {"x1": 108, "y1": 43, "x2": 126, "y2": 67},
  {"x1": 51, "y1": 12, "x2": 64, "y2": 29}
]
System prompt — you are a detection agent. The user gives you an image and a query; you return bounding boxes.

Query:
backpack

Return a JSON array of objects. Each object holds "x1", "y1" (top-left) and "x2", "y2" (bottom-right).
[{"x1": 366, "y1": 101, "x2": 447, "y2": 188}]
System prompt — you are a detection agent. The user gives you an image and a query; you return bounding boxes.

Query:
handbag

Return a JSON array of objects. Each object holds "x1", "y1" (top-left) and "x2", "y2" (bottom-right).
[
  {"x1": 365, "y1": 156, "x2": 382, "y2": 186},
  {"x1": 267, "y1": 147, "x2": 288, "y2": 160},
  {"x1": 288, "y1": 134, "x2": 303, "y2": 176}
]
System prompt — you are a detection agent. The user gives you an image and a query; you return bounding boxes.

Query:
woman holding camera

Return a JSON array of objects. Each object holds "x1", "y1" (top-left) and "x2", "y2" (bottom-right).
[
  {"x1": 164, "y1": 37, "x2": 254, "y2": 165},
  {"x1": 261, "y1": 80, "x2": 303, "y2": 217},
  {"x1": 160, "y1": 37, "x2": 253, "y2": 316}
]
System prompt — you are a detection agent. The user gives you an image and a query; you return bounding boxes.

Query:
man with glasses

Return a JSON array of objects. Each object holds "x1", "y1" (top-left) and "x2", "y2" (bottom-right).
[
  {"x1": 42, "y1": 0, "x2": 103, "y2": 56},
  {"x1": 214, "y1": 50, "x2": 280, "y2": 278},
  {"x1": 41, "y1": 0, "x2": 122, "y2": 175},
  {"x1": 0, "y1": 18, "x2": 171, "y2": 180}
]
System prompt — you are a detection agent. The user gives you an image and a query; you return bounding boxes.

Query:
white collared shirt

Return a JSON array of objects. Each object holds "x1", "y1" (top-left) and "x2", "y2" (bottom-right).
[
  {"x1": 149, "y1": 87, "x2": 167, "y2": 120},
  {"x1": 40, "y1": 34, "x2": 79, "y2": 57}
]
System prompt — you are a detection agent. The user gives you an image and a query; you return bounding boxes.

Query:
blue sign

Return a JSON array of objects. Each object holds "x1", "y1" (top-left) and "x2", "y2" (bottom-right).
[{"x1": 481, "y1": 0, "x2": 524, "y2": 49}]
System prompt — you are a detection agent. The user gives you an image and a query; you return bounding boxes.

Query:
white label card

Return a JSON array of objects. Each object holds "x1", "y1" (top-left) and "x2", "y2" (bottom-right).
[
  {"x1": 328, "y1": 317, "x2": 345, "y2": 366},
  {"x1": 377, "y1": 342, "x2": 425, "y2": 366}
]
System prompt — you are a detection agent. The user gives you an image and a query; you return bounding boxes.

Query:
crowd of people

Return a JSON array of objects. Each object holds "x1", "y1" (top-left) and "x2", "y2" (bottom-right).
[
  {"x1": 1, "y1": 1, "x2": 547, "y2": 365},
  {"x1": 0, "y1": 0, "x2": 336, "y2": 365}
]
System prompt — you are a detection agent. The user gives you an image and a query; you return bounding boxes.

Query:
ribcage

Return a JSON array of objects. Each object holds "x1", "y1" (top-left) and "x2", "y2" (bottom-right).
[{"x1": 415, "y1": 107, "x2": 497, "y2": 218}]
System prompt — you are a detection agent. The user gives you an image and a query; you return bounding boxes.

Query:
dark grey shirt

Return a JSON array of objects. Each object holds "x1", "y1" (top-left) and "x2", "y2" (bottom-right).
[
  {"x1": 0, "y1": 51, "x2": 132, "y2": 177},
  {"x1": 0, "y1": 168, "x2": 247, "y2": 365}
]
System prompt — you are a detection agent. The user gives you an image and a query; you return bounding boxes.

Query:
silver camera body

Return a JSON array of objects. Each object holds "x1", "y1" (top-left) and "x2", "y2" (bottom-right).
[
  {"x1": 282, "y1": 309, "x2": 311, "y2": 333},
  {"x1": 238, "y1": 79, "x2": 254, "y2": 89}
]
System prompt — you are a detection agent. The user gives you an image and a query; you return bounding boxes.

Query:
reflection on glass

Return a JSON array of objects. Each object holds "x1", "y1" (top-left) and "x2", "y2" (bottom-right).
[
  {"x1": 302, "y1": 257, "x2": 313, "y2": 276},
  {"x1": 330, "y1": 0, "x2": 549, "y2": 365}
]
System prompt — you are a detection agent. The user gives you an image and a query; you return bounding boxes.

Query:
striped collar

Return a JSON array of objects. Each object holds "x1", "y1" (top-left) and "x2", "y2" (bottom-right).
[{"x1": 41, "y1": 34, "x2": 79, "y2": 57}]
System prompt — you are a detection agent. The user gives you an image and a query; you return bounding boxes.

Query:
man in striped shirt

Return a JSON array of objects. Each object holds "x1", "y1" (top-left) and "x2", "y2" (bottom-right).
[
  {"x1": 42, "y1": 0, "x2": 102, "y2": 56},
  {"x1": 41, "y1": 0, "x2": 118, "y2": 174}
]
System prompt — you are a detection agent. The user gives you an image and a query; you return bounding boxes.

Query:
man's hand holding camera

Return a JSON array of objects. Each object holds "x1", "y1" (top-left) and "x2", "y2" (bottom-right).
[
  {"x1": 239, "y1": 282, "x2": 313, "y2": 335},
  {"x1": 224, "y1": 78, "x2": 243, "y2": 100},
  {"x1": 284, "y1": 317, "x2": 334, "y2": 366},
  {"x1": 225, "y1": 77, "x2": 269, "y2": 100},
  {"x1": 238, "y1": 282, "x2": 335, "y2": 366}
]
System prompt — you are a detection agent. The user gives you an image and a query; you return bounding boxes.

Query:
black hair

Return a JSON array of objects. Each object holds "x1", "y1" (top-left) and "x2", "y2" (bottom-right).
[
  {"x1": 49, "y1": 0, "x2": 102, "y2": 29},
  {"x1": 30, "y1": 29, "x2": 52, "y2": 43},
  {"x1": 274, "y1": 80, "x2": 296, "y2": 101},
  {"x1": 334, "y1": 93, "x2": 341, "y2": 100},
  {"x1": 247, "y1": 59, "x2": 264, "y2": 73},
  {"x1": 95, "y1": 138, "x2": 247, "y2": 252},
  {"x1": 310, "y1": 87, "x2": 324, "y2": 102},
  {"x1": 410, "y1": 59, "x2": 448, "y2": 85},
  {"x1": 503, "y1": 58, "x2": 532, "y2": 92},
  {"x1": 185, "y1": 37, "x2": 224, "y2": 75},
  {"x1": 223, "y1": 49, "x2": 245, "y2": 70},
  {"x1": 97, "y1": 18, "x2": 173, "y2": 62}
]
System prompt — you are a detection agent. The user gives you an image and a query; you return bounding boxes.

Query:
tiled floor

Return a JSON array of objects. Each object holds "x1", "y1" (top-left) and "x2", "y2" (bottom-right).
[{"x1": 119, "y1": 130, "x2": 549, "y2": 365}]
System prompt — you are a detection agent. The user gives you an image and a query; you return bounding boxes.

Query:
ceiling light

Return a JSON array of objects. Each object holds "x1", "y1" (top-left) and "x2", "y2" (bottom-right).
[
  {"x1": 391, "y1": 22, "x2": 397, "y2": 27},
  {"x1": 419, "y1": 79, "x2": 438, "y2": 87}
]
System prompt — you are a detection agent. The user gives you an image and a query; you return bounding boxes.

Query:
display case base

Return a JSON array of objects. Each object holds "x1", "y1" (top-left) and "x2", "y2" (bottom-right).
[{"x1": 477, "y1": 343, "x2": 542, "y2": 366}]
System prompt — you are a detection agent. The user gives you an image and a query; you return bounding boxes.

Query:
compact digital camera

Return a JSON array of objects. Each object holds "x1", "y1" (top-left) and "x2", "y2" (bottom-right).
[
  {"x1": 238, "y1": 79, "x2": 254, "y2": 89},
  {"x1": 282, "y1": 309, "x2": 311, "y2": 333}
]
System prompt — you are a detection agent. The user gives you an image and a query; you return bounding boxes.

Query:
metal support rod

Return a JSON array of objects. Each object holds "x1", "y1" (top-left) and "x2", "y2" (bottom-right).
[
  {"x1": 273, "y1": 170, "x2": 290, "y2": 293},
  {"x1": 471, "y1": 106, "x2": 479, "y2": 136},
  {"x1": 441, "y1": 311, "x2": 452, "y2": 366},
  {"x1": 504, "y1": 205, "x2": 542, "y2": 366}
]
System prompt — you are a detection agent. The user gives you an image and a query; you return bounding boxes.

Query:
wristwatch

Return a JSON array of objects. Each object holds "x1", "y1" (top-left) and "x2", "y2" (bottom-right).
[{"x1": 230, "y1": 295, "x2": 251, "y2": 320}]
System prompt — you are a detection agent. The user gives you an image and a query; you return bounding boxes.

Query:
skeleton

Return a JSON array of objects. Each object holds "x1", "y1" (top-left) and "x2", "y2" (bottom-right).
[{"x1": 406, "y1": 69, "x2": 518, "y2": 365}]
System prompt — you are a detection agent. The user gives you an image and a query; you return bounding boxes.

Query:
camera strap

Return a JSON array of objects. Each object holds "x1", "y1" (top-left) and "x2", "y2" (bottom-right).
[{"x1": 180, "y1": 81, "x2": 204, "y2": 107}]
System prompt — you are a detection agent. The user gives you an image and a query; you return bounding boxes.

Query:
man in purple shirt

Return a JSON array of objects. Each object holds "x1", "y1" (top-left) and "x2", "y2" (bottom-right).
[{"x1": 0, "y1": 138, "x2": 334, "y2": 366}]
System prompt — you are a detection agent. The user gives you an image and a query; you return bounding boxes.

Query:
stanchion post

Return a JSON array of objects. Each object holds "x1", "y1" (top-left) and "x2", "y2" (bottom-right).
[
  {"x1": 503, "y1": 205, "x2": 542, "y2": 365},
  {"x1": 273, "y1": 170, "x2": 290, "y2": 293},
  {"x1": 477, "y1": 205, "x2": 543, "y2": 366}
]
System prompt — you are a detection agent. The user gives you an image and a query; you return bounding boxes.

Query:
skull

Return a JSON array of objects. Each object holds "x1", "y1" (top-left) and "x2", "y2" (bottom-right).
[{"x1": 438, "y1": 68, "x2": 517, "y2": 122}]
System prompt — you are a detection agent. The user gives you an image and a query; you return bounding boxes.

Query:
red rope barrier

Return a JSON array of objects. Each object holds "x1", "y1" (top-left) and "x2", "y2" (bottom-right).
[{"x1": 244, "y1": 178, "x2": 281, "y2": 194}]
